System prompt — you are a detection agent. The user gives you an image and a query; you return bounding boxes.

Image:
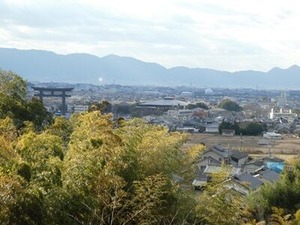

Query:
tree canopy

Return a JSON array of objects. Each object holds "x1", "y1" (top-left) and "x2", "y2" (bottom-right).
[
  {"x1": 186, "y1": 102, "x2": 209, "y2": 110},
  {"x1": 0, "y1": 109, "x2": 206, "y2": 224},
  {"x1": 219, "y1": 121, "x2": 266, "y2": 136},
  {"x1": 218, "y1": 99, "x2": 242, "y2": 112},
  {"x1": 0, "y1": 69, "x2": 52, "y2": 130}
]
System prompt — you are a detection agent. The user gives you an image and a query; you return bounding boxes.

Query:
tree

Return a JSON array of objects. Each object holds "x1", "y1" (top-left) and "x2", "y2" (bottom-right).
[
  {"x1": 196, "y1": 167, "x2": 251, "y2": 225},
  {"x1": 46, "y1": 116, "x2": 73, "y2": 146},
  {"x1": 239, "y1": 121, "x2": 266, "y2": 136},
  {"x1": 0, "y1": 79, "x2": 234, "y2": 225},
  {"x1": 89, "y1": 100, "x2": 112, "y2": 113},
  {"x1": 195, "y1": 102, "x2": 209, "y2": 109},
  {"x1": 187, "y1": 102, "x2": 209, "y2": 110},
  {"x1": 0, "y1": 69, "x2": 53, "y2": 130},
  {"x1": 218, "y1": 99, "x2": 242, "y2": 112},
  {"x1": 218, "y1": 121, "x2": 240, "y2": 134},
  {"x1": 248, "y1": 160, "x2": 300, "y2": 221},
  {"x1": 60, "y1": 112, "x2": 201, "y2": 224},
  {"x1": 25, "y1": 97, "x2": 53, "y2": 131},
  {"x1": 0, "y1": 69, "x2": 27, "y2": 101},
  {"x1": 113, "y1": 102, "x2": 131, "y2": 115}
]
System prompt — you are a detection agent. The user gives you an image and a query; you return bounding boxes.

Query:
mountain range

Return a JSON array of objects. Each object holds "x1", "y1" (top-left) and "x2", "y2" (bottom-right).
[{"x1": 0, "y1": 47, "x2": 299, "y2": 89}]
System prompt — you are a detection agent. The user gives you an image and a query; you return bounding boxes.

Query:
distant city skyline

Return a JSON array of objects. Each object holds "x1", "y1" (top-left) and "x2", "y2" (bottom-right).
[{"x1": 1, "y1": 0, "x2": 300, "y2": 72}]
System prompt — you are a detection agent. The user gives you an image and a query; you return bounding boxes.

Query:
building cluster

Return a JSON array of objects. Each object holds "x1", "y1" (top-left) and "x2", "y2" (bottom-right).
[
  {"x1": 192, "y1": 145, "x2": 284, "y2": 195},
  {"x1": 28, "y1": 83, "x2": 298, "y2": 196},
  {"x1": 30, "y1": 82, "x2": 300, "y2": 135}
]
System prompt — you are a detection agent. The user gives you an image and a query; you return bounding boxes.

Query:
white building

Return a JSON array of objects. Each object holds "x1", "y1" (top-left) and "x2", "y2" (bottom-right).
[
  {"x1": 69, "y1": 105, "x2": 89, "y2": 113},
  {"x1": 263, "y1": 132, "x2": 283, "y2": 140},
  {"x1": 269, "y1": 108, "x2": 297, "y2": 122}
]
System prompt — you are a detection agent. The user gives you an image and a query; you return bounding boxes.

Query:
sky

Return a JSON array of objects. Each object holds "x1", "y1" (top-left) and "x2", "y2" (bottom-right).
[{"x1": 1, "y1": 0, "x2": 300, "y2": 72}]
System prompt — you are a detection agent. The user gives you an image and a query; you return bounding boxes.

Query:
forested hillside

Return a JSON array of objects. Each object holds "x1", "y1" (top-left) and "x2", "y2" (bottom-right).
[{"x1": 1, "y1": 69, "x2": 300, "y2": 224}]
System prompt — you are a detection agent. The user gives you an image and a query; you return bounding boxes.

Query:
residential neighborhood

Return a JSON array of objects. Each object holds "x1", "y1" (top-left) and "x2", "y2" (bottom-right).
[
  {"x1": 192, "y1": 144, "x2": 284, "y2": 194},
  {"x1": 28, "y1": 82, "x2": 300, "y2": 209}
]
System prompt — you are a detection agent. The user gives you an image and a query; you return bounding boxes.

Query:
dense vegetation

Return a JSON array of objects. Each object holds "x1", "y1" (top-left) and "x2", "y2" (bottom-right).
[
  {"x1": 0, "y1": 70, "x2": 52, "y2": 130},
  {"x1": 218, "y1": 98, "x2": 242, "y2": 112},
  {"x1": 1, "y1": 69, "x2": 300, "y2": 224},
  {"x1": 219, "y1": 121, "x2": 266, "y2": 136},
  {"x1": 186, "y1": 102, "x2": 209, "y2": 110}
]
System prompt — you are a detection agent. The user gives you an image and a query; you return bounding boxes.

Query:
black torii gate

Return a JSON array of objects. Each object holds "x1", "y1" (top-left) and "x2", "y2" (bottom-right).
[{"x1": 32, "y1": 87, "x2": 74, "y2": 115}]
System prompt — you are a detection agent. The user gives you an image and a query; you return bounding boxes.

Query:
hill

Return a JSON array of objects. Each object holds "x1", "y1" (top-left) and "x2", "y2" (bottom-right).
[{"x1": 0, "y1": 47, "x2": 299, "y2": 88}]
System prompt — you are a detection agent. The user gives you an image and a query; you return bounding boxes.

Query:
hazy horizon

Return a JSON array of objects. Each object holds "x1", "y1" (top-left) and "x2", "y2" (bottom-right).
[{"x1": 1, "y1": 1, "x2": 300, "y2": 72}]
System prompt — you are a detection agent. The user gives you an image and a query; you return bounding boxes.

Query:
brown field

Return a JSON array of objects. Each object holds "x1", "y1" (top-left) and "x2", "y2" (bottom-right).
[{"x1": 183, "y1": 133, "x2": 300, "y2": 160}]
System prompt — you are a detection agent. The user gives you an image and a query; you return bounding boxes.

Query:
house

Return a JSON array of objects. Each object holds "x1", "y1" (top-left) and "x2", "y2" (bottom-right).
[
  {"x1": 200, "y1": 145, "x2": 231, "y2": 166},
  {"x1": 192, "y1": 165, "x2": 241, "y2": 190},
  {"x1": 234, "y1": 172, "x2": 264, "y2": 191},
  {"x1": 270, "y1": 108, "x2": 297, "y2": 123},
  {"x1": 205, "y1": 123, "x2": 219, "y2": 133},
  {"x1": 191, "y1": 108, "x2": 209, "y2": 118},
  {"x1": 223, "y1": 178, "x2": 250, "y2": 196},
  {"x1": 230, "y1": 150, "x2": 248, "y2": 167},
  {"x1": 196, "y1": 156, "x2": 221, "y2": 171},
  {"x1": 192, "y1": 177, "x2": 209, "y2": 190},
  {"x1": 262, "y1": 156, "x2": 284, "y2": 173},
  {"x1": 203, "y1": 165, "x2": 224, "y2": 174},
  {"x1": 199, "y1": 145, "x2": 249, "y2": 168},
  {"x1": 138, "y1": 97, "x2": 188, "y2": 110},
  {"x1": 208, "y1": 108, "x2": 227, "y2": 117},
  {"x1": 263, "y1": 132, "x2": 283, "y2": 140},
  {"x1": 276, "y1": 124, "x2": 291, "y2": 134},
  {"x1": 259, "y1": 169, "x2": 280, "y2": 183},
  {"x1": 257, "y1": 139, "x2": 270, "y2": 145},
  {"x1": 243, "y1": 160, "x2": 265, "y2": 174},
  {"x1": 222, "y1": 129, "x2": 235, "y2": 136},
  {"x1": 193, "y1": 145, "x2": 285, "y2": 193},
  {"x1": 70, "y1": 104, "x2": 89, "y2": 113}
]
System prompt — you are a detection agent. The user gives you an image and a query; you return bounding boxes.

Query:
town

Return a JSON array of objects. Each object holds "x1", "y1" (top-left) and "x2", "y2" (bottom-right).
[
  {"x1": 30, "y1": 82, "x2": 300, "y2": 136},
  {"x1": 30, "y1": 82, "x2": 300, "y2": 192}
]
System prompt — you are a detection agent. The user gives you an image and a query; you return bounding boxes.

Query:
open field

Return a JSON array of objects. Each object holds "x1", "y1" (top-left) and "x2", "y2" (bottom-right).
[{"x1": 183, "y1": 133, "x2": 300, "y2": 160}]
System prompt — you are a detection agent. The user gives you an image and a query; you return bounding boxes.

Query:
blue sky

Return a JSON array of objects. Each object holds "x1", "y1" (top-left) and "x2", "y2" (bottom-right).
[{"x1": 1, "y1": 0, "x2": 300, "y2": 72}]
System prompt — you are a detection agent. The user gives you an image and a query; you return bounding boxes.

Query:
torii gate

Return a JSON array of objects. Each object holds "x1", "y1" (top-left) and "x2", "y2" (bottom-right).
[{"x1": 32, "y1": 87, "x2": 74, "y2": 115}]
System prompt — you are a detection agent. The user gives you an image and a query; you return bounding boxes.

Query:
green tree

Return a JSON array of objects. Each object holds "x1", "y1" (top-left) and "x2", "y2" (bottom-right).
[
  {"x1": 0, "y1": 87, "x2": 214, "y2": 225},
  {"x1": 195, "y1": 102, "x2": 209, "y2": 109},
  {"x1": 196, "y1": 168, "x2": 251, "y2": 225},
  {"x1": 46, "y1": 116, "x2": 73, "y2": 147},
  {"x1": 113, "y1": 103, "x2": 131, "y2": 115},
  {"x1": 249, "y1": 160, "x2": 300, "y2": 221},
  {"x1": 89, "y1": 100, "x2": 112, "y2": 113},
  {"x1": 25, "y1": 97, "x2": 53, "y2": 131},
  {"x1": 0, "y1": 69, "x2": 27, "y2": 100},
  {"x1": 60, "y1": 112, "x2": 200, "y2": 224},
  {"x1": 218, "y1": 121, "x2": 240, "y2": 134},
  {"x1": 219, "y1": 99, "x2": 242, "y2": 112},
  {"x1": 187, "y1": 102, "x2": 209, "y2": 110},
  {"x1": 0, "y1": 117, "x2": 18, "y2": 172},
  {"x1": 0, "y1": 69, "x2": 53, "y2": 130},
  {"x1": 239, "y1": 121, "x2": 266, "y2": 136}
]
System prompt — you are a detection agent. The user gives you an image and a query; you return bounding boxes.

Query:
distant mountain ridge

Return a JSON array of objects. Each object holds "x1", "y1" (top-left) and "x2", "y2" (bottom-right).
[{"x1": 0, "y1": 47, "x2": 299, "y2": 89}]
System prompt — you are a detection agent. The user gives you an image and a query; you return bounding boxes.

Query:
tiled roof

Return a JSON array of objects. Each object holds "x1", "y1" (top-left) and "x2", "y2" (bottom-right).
[
  {"x1": 260, "y1": 169, "x2": 280, "y2": 182},
  {"x1": 230, "y1": 150, "x2": 248, "y2": 160},
  {"x1": 234, "y1": 172, "x2": 263, "y2": 190}
]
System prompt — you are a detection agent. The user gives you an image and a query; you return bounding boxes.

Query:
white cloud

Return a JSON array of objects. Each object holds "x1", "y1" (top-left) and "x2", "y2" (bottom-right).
[{"x1": 1, "y1": 0, "x2": 300, "y2": 71}]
